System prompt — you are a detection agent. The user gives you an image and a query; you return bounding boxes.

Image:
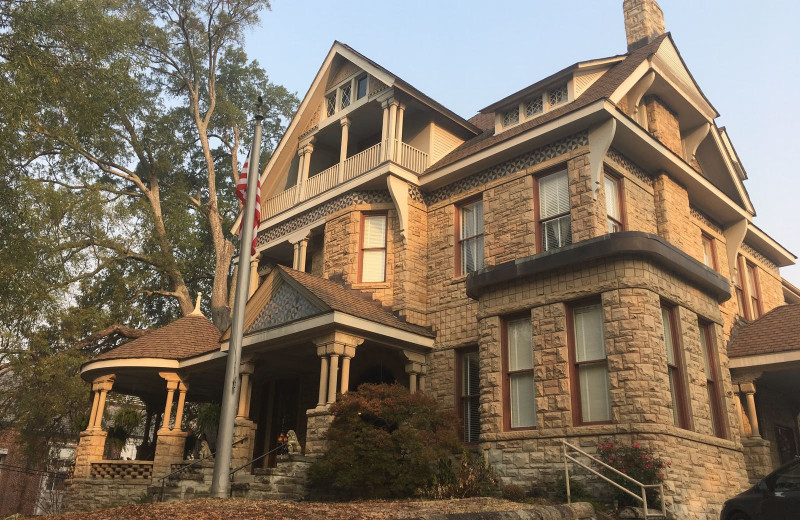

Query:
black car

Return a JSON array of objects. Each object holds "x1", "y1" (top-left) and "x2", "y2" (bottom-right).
[{"x1": 721, "y1": 458, "x2": 800, "y2": 520}]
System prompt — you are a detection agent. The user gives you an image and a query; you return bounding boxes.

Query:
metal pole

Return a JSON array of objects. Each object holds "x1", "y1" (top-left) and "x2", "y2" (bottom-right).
[
  {"x1": 210, "y1": 97, "x2": 264, "y2": 497},
  {"x1": 563, "y1": 442, "x2": 571, "y2": 504}
]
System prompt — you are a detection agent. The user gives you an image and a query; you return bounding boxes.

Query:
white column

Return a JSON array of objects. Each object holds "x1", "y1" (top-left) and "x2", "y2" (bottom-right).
[
  {"x1": 395, "y1": 103, "x2": 405, "y2": 164},
  {"x1": 237, "y1": 372, "x2": 251, "y2": 419},
  {"x1": 380, "y1": 101, "x2": 390, "y2": 161},
  {"x1": 387, "y1": 101, "x2": 398, "y2": 161},
  {"x1": 88, "y1": 389, "x2": 100, "y2": 431},
  {"x1": 161, "y1": 381, "x2": 177, "y2": 431},
  {"x1": 248, "y1": 253, "x2": 260, "y2": 298},
  {"x1": 317, "y1": 354, "x2": 329, "y2": 407},
  {"x1": 292, "y1": 241, "x2": 301, "y2": 270},
  {"x1": 339, "y1": 118, "x2": 350, "y2": 184},
  {"x1": 340, "y1": 354, "x2": 352, "y2": 395},
  {"x1": 300, "y1": 143, "x2": 313, "y2": 200},
  {"x1": 294, "y1": 149, "x2": 306, "y2": 203},
  {"x1": 297, "y1": 237, "x2": 309, "y2": 272},
  {"x1": 327, "y1": 353, "x2": 340, "y2": 404},
  {"x1": 173, "y1": 382, "x2": 188, "y2": 431},
  {"x1": 741, "y1": 382, "x2": 760, "y2": 437},
  {"x1": 733, "y1": 388, "x2": 749, "y2": 436},
  {"x1": 409, "y1": 372, "x2": 418, "y2": 394}
]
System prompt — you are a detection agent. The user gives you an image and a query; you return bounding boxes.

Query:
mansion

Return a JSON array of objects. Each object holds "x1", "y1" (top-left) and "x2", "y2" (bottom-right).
[{"x1": 65, "y1": 1, "x2": 800, "y2": 518}]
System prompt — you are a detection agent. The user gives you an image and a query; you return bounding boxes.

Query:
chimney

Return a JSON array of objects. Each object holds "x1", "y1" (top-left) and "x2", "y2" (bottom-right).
[{"x1": 623, "y1": 0, "x2": 666, "y2": 52}]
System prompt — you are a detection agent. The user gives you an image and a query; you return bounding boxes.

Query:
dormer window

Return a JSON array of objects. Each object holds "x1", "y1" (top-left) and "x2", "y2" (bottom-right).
[
  {"x1": 502, "y1": 108, "x2": 519, "y2": 128},
  {"x1": 525, "y1": 97, "x2": 543, "y2": 117},
  {"x1": 548, "y1": 84, "x2": 568, "y2": 106}
]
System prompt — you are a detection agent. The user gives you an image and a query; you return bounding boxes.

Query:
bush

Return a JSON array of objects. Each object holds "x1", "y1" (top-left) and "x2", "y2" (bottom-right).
[
  {"x1": 596, "y1": 442, "x2": 669, "y2": 508},
  {"x1": 555, "y1": 473, "x2": 590, "y2": 502},
  {"x1": 105, "y1": 407, "x2": 142, "y2": 459},
  {"x1": 308, "y1": 384, "x2": 461, "y2": 499},
  {"x1": 425, "y1": 450, "x2": 499, "y2": 499},
  {"x1": 501, "y1": 483, "x2": 527, "y2": 502}
]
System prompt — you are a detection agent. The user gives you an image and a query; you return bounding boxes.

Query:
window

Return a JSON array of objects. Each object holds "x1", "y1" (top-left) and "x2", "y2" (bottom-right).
[
  {"x1": 525, "y1": 96, "x2": 543, "y2": 117},
  {"x1": 604, "y1": 174, "x2": 623, "y2": 232},
  {"x1": 538, "y1": 170, "x2": 571, "y2": 251},
  {"x1": 569, "y1": 303, "x2": 611, "y2": 424},
  {"x1": 548, "y1": 84, "x2": 568, "y2": 106},
  {"x1": 456, "y1": 199, "x2": 484, "y2": 275},
  {"x1": 734, "y1": 256, "x2": 749, "y2": 319},
  {"x1": 340, "y1": 83, "x2": 351, "y2": 110},
  {"x1": 746, "y1": 262, "x2": 762, "y2": 318},
  {"x1": 459, "y1": 349, "x2": 480, "y2": 443},
  {"x1": 359, "y1": 213, "x2": 387, "y2": 283},
  {"x1": 699, "y1": 321, "x2": 726, "y2": 438},
  {"x1": 356, "y1": 75, "x2": 368, "y2": 99},
  {"x1": 502, "y1": 107, "x2": 519, "y2": 127},
  {"x1": 661, "y1": 304, "x2": 690, "y2": 429},
  {"x1": 702, "y1": 234, "x2": 717, "y2": 270},
  {"x1": 503, "y1": 317, "x2": 535, "y2": 429},
  {"x1": 326, "y1": 93, "x2": 336, "y2": 117}
]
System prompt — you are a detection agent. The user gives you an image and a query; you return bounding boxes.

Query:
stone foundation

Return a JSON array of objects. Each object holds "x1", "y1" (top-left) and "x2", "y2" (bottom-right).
[
  {"x1": 152, "y1": 430, "x2": 189, "y2": 478},
  {"x1": 62, "y1": 478, "x2": 150, "y2": 512},
  {"x1": 741, "y1": 437, "x2": 772, "y2": 483},
  {"x1": 232, "y1": 418, "x2": 258, "y2": 471},
  {"x1": 305, "y1": 407, "x2": 334, "y2": 456}
]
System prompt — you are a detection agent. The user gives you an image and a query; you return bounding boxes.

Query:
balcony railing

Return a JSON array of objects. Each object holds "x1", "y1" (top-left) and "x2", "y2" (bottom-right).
[
  {"x1": 305, "y1": 164, "x2": 339, "y2": 199},
  {"x1": 260, "y1": 141, "x2": 429, "y2": 220}
]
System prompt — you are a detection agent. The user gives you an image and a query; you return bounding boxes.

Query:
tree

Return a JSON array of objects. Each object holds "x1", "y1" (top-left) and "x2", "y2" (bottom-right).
[{"x1": 0, "y1": 0, "x2": 297, "y2": 458}]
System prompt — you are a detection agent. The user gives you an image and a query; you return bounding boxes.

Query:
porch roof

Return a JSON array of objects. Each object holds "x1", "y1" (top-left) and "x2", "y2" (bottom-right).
[{"x1": 728, "y1": 304, "x2": 800, "y2": 359}]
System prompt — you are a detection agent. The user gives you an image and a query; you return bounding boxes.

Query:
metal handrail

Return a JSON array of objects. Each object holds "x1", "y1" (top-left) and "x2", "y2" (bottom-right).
[
  {"x1": 156, "y1": 437, "x2": 246, "y2": 502},
  {"x1": 562, "y1": 440, "x2": 666, "y2": 518},
  {"x1": 227, "y1": 442, "x2": 289, "y2": 496}
]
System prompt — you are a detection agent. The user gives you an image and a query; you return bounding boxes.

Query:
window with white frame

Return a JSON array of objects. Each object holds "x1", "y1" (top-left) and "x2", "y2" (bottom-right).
[
  {"x1": 457, "y1": 199, "x2": 484, "y2": 275},
  {"x1": 356, "y1": 75, "x2": 368, "y2": 100},
  {"x1": 571, "y1": 303, "x2": 611, "y2": 423},
  {"x1": 502, "y1": 107, "x2": 519, "y2": 127},
  {"x1": 359, "y1": 213, "x2": 387, "y2": 283},
  {"x1": 505, "y1": 317, "x2": 535, "y2": 429},
  {"x1": 538, "y1": 170, "x2": 572, "y2": 251},
  {"x1": 326, "y1": 93, "x2": 336, "y2": 117},
  {"x1": 605, "y1": 174, "x2": 622, "y2": 232}
]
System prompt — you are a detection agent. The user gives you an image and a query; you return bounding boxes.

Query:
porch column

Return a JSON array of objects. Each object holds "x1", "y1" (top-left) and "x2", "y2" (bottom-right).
[
  {"x1": 91, "y1": 376, "x2": 115, "y2": 429},
  {"x1": 733, "y1": 386, "x2": 750, "y2": 436},
  {"x1": 159, "y1": 377, "x2": 179, "y2": 432},
  {"x1": 380, "y1": 101, "x2": 390, "y2": 161},
  {"x1": 87, "y1": 389, "x2": 100, "y2": 430},
  {"x1": 395, "y1": 103, "x2": 405, "y2": 164},
  {"x1": 340, "y1": 351, "x2": 353, "y2": 395},
  {"x1": 403, "y1": 351, "x2": 427, "y2": 394},
  {"x1": 298, "y1": 237, "x2": 309, "y2": 272},
  {"x1": 294, "y1": 148, "x2": 306, "y2": 203},
  {"x1": 327, "y1": 353, "x2": 340, "y2": 405},
  {"x1": 237, "y1": 362, "x2": 255, "y2": 419},
  {"x1": 741, "y1": 382, "x2": 761, "y2": 437},
  {"x1": 295, "y1": 142, "x2": 314, "y2": 203},
  {"x1": 173, "y1": 381, "x2": 189, "y2": 431},
  {"x1": 386, "y1": 100, "x2": 399, "y2": 161},
  {"x1": 338, "y1": 117, "x2": 350, "y2": 183},
  {"x1": 249, "y1": 251, "x2": 261, "y2": 298},
  {"x1": 317, "y1": 353, "x2": 330, "y2": 407},
  {"x1": 418, "y1": 364, "x2": 427, "y2": 393}
]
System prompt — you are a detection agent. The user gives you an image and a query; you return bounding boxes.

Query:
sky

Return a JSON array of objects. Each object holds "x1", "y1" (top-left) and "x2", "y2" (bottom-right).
[{"x1": 244, "y1": 0, "x2": 800, "y2": 286}]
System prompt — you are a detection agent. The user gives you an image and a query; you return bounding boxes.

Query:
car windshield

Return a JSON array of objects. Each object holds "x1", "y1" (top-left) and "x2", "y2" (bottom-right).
[{"x1": 766, "y1": 460, "x2": 800, "y2": 492}]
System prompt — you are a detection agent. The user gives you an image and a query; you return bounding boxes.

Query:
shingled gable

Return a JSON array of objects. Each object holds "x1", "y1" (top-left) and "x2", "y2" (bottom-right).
[
  {"x1": 222, "y1": 265, "x2": 434, "y2": 341},
  {"x1": 727, "y1": 304, "x2": 800, "y2": 359},
  {"x1": 91, "y1": 314, "x2": 221, "y2": 363}
]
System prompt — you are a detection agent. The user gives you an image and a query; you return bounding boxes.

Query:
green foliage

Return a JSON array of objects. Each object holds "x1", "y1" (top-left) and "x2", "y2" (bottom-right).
[
  {"x1": 106, "y1": 407, "x2": 143, "y2": 458},
  {"x1": 425, "y1": 450, "x2": 499, "y2": 499},
  {"x1": 555, "y1": 474, "x2": 591, "y2": 502},
  {"x1": 308, "y1": 384, "x2": 461, "y2": 499},
  {"x1": 596, "y1": 442, "x2": 668, "y2": 507}
]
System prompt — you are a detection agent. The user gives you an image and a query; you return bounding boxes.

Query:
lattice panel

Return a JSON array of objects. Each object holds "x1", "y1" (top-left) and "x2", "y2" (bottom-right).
[
  {"x1": 525, "y1": 96, "x2": 543, "y2": 117},
  {"x1": 90, "y1": 461, "x2": 153, "y2": 479},
  {"x1": 548, "y1": 85, "x2": 568, "y2": 105},
  {"x1": 340, "y1": 84, "x2": 351, "y2": 109},
  {"x1": 247, "y1": 281, "x2": 324, "y2": 333},
  {"x1": 503, "y1": 108, "x2": 519, "y2": 127},
  {"x1": 326, "y1": 94, "x2": 336, "y2": 117}
]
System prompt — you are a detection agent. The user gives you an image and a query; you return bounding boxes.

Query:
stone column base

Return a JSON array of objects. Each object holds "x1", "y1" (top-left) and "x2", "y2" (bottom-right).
[
  {"x1": 742, "y1": 436, "x2": 772, "y2": 483},
  {"x1": 305, "y1": 407, "x2": 334, "y2": 456},
  {"x1": 73, "y1": 430, "x2": 108, "y2": 479},
  {"x1": 232, "y1": 418, "x2": 258, "y2": 472},
  {"x1": 153, "y1": 429, "x2": 189, "y2": 478}
]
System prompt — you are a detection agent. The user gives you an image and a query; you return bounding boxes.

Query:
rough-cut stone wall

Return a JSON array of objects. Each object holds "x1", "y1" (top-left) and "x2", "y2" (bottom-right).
[
  {"x1": 645, "y1": 96, "x2": 682, "y2": 156},
  {"x1": 392, "y1": 196, "x2": 429, "y2": 327},
  {"x1": 569, "y1": 153, "x2": 607, "y2": 242},
  {"x1": 653, "y1": 172, "x2": 695, "y2": 255},
  {"x1": 623, "y1": 0, "x2": 666, "y2": 50},
  {"x1": 62, "y1": 479, "x2": 150, "y2": 513},
  {"x1": 483, "y1": 173, "x2": 537, "y2": 267}
]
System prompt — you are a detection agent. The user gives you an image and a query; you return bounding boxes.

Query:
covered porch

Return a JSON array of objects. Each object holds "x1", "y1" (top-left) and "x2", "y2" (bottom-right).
[{"x1": 728, "y1": 305, "x2": 800, "y2": 483}]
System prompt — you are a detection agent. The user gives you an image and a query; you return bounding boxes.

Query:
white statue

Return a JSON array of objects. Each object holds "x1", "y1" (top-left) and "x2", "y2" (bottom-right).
[{"x1": 286, "y1": 430, "x2": 302, "y2": 455}]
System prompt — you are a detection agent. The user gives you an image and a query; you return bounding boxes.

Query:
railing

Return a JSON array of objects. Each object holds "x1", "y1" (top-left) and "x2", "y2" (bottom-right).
[
  {"x1": 398, "y1": 141, "x2": 429, "y2": 173},
  {"x1": 562, "y1": 440, "x2": 666, "y2": 518},
  {"x1": 228, "y1": 442, "x2": 288, "y2": 496},
  {"x1": 155, "y1": 437, "x2": 246, "y2": 502},
  {"x1": 342, "y1": 142, "x2": 382, "y2": 182},
  {"x1": 262, "y1": 185, "x2": 297, "y2": 219},
  {"x1": 90, "y1": 460, "x2": 153, "y2": 479},
  {"x1": 305, "y1": 164, "x2": 339, "y2": 199}
]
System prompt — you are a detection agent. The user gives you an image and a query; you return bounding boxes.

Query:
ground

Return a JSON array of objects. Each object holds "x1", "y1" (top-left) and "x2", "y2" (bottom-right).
[{"x1": 41, "y1": 497, "x2": 539, "y2": 520}]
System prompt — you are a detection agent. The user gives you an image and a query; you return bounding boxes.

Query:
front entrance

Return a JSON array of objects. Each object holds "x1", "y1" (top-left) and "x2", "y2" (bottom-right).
[
  {"x1": 253, "y1": 378, "x2": 303, "y2": 468},
  {"x1": 775, "y1": 425, "x2": 798, "y2": 465}
]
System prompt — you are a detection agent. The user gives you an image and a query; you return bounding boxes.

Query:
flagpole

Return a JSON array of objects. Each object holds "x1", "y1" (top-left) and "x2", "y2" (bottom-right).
[{"x1": 210, "y1": 97, "x2": 264, "y2": 497}]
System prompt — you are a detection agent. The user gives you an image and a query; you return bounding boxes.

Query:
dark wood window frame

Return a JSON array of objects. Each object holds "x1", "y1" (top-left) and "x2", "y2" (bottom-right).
[
  {"x1": 604, "y1": 170, "x2": 626, "y2": 233},
  {"x1": 661, "y1": 303, "x2": 691, "y2": 430},
  {"x1": 457, "y1": 347, "x2": 480, "y2": 444},
  {"x1": 454, "y1": 196, "x2": 484, "y2": 277},
  {"x1": 746, "y1": 261, "x2": 763, "y2": 318},
  {"x1": 501, "y1": 314, "x2": 537, "y2": 431},
  {"x1": 533, "y1": 165, "x2": 572, "y2": 253},
  {"x1": 358, "y1": 212, "x2": 388, "y2": 283},
  {"x1": 734, "y1": 254, "x2": 750, "y2": 320},
  {"x1": 567, "y1": 298, "x2": 613, "y2": 426},
  {"x1": 699, "y1": 320, "x2": 727, "y2": 439},
  {"x1": 701, "y1": 233, "x2": 718, "y2": 271}
]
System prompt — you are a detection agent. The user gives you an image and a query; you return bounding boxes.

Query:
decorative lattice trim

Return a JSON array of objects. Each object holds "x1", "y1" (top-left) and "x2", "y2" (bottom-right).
[
  {"x1": 690, "y1": 206, "x2": 723, "y2": 235},
  {"x1": 525, "y1": 96, "x2": 543, "y2": 117},
  {"x1": 742, "y1": 243, "x2": 779, "y2": 273},
  {"x1": 548, "y1": 84, "x2": 568, "y2": 106},
  {"x1": 90, "y1": 461, "x2": 153, "y2": 480},
  {"x1": 606, "y1": 148, "x2": 652, "y2": 186}
]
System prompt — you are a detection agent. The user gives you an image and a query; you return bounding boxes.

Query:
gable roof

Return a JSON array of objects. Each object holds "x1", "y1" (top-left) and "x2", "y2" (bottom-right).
[
  {"x1": 93, "y1": 315, "x2": 221, "y2": 362},
  {"x1": 225, "y1": 265, "x2": 434, "y2": 341},
  {"x1": 424, "y1": 34, "x2": 669, "y2": 174},
  {"x1": 728, "y1": 304, "x2": 800, "y2": 358}
]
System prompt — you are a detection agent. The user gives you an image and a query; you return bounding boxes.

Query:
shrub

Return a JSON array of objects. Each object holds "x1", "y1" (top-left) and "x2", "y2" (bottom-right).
[
  {"x1": 105, "y1": 407, "x2": 142, "y2": 459},
  {"x1": 425, "y1": 450, "x2": 499, "y2": 499},
  {"x1": 555, "y1": 473, "x2": 590, "y2": 502},
  {"x1": 596, "y1": 442, "x2": 669, "y2": 508},
  {"x1": 308, "y1": 384, "x2": 461, "y2": 499},
  {"x1": 501, "y1": 483, "x2": 527, "y2": 502}
]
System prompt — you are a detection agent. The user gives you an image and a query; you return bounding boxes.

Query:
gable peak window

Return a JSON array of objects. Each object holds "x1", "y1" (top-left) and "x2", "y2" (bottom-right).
[
  {"x1": 538, "y1": 169, "x2": 572, "y2": 251},
  {"x1": 356, "y1": 75, "x2": 368, "y2": 100},
  {"x1": 326, "y1": 93, "x2": 336, "y2": 117},
  {"x1": 457, "y1": 199, "x2": 484, "y2": 275},
  {"x1": 359, "y1": 213, "x2": 387, "y2": 283}
]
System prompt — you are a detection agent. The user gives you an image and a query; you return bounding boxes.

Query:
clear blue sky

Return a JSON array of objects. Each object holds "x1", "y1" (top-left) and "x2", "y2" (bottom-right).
[{"x1": 244, "y1": 0, "x2": 800, "y2": 286}]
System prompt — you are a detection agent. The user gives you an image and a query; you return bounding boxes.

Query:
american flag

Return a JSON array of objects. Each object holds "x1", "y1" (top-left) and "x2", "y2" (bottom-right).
[{"x1": 235, "y1": 155, "x2": 261, "y2": 256}]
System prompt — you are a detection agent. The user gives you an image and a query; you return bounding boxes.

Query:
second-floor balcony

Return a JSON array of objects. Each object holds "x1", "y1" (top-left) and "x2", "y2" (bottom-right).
[{"x1": 262, "y1": 138, "x2": 428, "y2": 220}]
